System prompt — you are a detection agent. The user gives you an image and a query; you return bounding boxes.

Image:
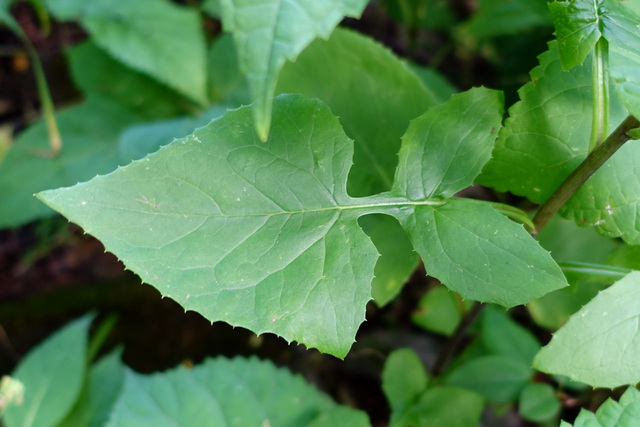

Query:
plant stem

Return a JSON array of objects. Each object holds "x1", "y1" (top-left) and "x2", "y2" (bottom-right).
[
  {"x1": 533, "y1": 115, "x2": 640, "y2": 233},
  {"x1": 589, "y1": 38, "x2": 610, "y2": 151},
  {"x1": 432, "y1": 115, "x2": 639, "y2": 375},
  {"x1": 432, "y1": 301, "x2": 485, "y2": 376}
]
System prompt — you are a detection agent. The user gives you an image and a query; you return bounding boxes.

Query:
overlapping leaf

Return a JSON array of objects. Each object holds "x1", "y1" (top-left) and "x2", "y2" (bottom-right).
[
  {"x1": 45, "y1": 0, "x2": 208, "y2": 105},
  {"x1": 549, "y1": 0, "x2": 640, "y2": 70},
  {"x1": 479, "y1": 42, "x2": 640, "y2": 243},
  {"x1": 534, "y1": 271, "x2": 640, "y2": 388},
  {"x1": 107, "y1": 357, "x2": 370, "y2": 426},
  {"x1": 219, "y1": 0, "x2": 369, "y2": 140},
  {"x1": 277, "y1": 28, "x2": 442, "y2": 305},
  {"x1": 39, "y1": 91, "x2": 567, "y2": 357},
  {"x1": 66, "y1": 41, "x2": 192, "y2": 120}
]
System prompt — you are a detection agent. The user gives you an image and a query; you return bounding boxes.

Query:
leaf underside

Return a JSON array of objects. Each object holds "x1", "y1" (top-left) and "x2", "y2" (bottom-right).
[{"x1": 39, "y1": 93, "x2": 566, "y2": 357}]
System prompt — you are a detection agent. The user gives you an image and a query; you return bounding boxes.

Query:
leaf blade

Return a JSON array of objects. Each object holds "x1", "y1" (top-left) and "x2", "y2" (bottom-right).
[
  {"x1": 219, "y1": 0, "x2": 369, "y2": 140},
  {"x1": 533, "y1": 271, "x2": 640, "y2": 388},
  {"x1": 38, "y1": 95, "x2": 377, "y2": 358}
]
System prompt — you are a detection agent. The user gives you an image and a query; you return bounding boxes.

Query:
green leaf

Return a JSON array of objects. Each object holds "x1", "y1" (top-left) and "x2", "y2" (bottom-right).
[
  {"x1": 207, "y1": 34, "x2": 251, "y2": 106},
  {"x1": 610, "y1": 47, "x2": 640, "y2": 125},
  {"x1": 278, "y1": 28, "x2": 441, "y2": 197},
  {"x1": 479, "y1": 41, "x2": 627, "y2": 204},
  {"x1": 361, "y1": 214, "x2": 420, "y2": 306},
  {"x1": 60, "y1": 350, "x2": 126, "y2": 427},
  {"x1": 277, "y1": 28, "x2": 443, "y2": 303},
  {"x1": 66, "y1": 41, "x2": 192, "y2": 120},
  {"x1": 479, "y1": 42, "x2": 640, "y2": 243},
  {"x1": 107, "y1": 356, "x2": 370, "y2": 426},
  {"x1": 116, "y1": 107, "x2": 228, "y2": 162},
  {"x1": 548, "y1": 0, "x2": 640, "y2": 70},
  {"x1": 393, "y1": 88, "x2": 503, "y2": 199},
  {"x1": 219, "y1": 0, "x2": 369, "y2": 140},
  {"x1": 382, "y1": 0, "x2": 456, "y2": 30},
  {"x1": 562, "y1": 387, "x2": 640, "y2": 426},
  {"x1": 0, "y1": 97, "x2": 139, "y2": 228},
  {"x1": 465, "y1": 0, "x2": 551, "y2": 39},
  {"x1": 561, "y1": 139, "x2": 640, "y2": 244},
  {"x1": 391, "y1": 387, "x2": 484, "y2": 427},
  {"x1": 518, "y1": 383, "x2": 561, "y2": 423},
  {"x1": 46, "y1": 0, "x2": 208, "y2": 106},
  {"x1": 412, "y1": 286, "x2": 467, "y2": 337},
  {"x1": 528, "y1": 279, "x2": 607, "y2": 330},
  {"x1": 481, "y1": 305, "x2": 540, "y2": 365},
  {"x1": 533, "y1": 271, "x2": 640, "y2": 388},
  {"x1": 398, "y1": 198, "x2": 567, "y2": 307},
  {"x1": 38, "y1": 92, "x2": 565, "y2": 356},
  {"x1": 382, "y1": 348, "x2": 428, "y2": 421},
  {"x1": 3, "y1": 315, "x2": 92, "y2": 427},
  {"x1": 444, "y1": 355, "x2": 532, "y2": 403}
]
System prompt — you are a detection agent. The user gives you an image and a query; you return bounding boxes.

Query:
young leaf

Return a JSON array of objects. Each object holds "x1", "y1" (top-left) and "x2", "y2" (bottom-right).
[
  {"x1": 46, "y1": 0, "x2": 208, "y2": 106},
  {"x1": 481, "y1": 305, "x2": 540, "y2": 366},
  {"x1": 218, "y1": 0, "x2": 369, "y2": 140},
  {"x1": 391, "y1": 387, "x2": 484, "y2": 427},
  {"x1": 0, "y1": 97, "x2": 139, "y2": 228},
  {"x1": 61, "y1": 350, "x2": 126, "y2": 427},
  {"x1": 518, "y1": 383, "x2": 561, "y2": 423},
  {"x1": 3, "y1": 315, "x2": 92, "y2": 427},
  {"x1": 560, "y1": 387, "x2": 640, "y2": 426},
  {"x1": 533, "y1": 271, "x2": 640, "y2": 388},
  {"x1": 107, "y1": 356, "x2": 370, "y2": 426},
  {"x1": 382, "y1": 348, "x2": 429, "y2": 420},
  {"x1": 548, "y1": 0, "x2": 640, "y2": 70},
  {"x1": 412, "y1": 286, "x2": 468, "y2": 337},
  {"x1": 444, "y1": 355, "x2": 532, "y2": 403},
  {"x1": 38, "y1": 92, "x2": 566, "y2": 357}
]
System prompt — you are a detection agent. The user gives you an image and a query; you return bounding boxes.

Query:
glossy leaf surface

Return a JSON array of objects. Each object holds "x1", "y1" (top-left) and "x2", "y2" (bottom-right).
[
  {"x1": 534, "y1": 271, "x2": 640, "y2": 388},
  {"x1": 219, "y1": 0, "x2": 369, "y2": 140},
  {"x1": 107, "y1": 356, "x2": 370, "y2": 426},
  {"x1": 39, "y1": 92, "x2": 567, "y2": 357}
]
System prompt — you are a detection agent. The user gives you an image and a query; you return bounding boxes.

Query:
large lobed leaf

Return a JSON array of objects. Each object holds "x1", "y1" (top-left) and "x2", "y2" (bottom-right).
[
  {"x1": 39, "y1": 92, "x2": 567, "y2": 357},
  {"x1": 534, "y1": 271, "x2": 640, "y2": 388},
  {"x1": 219, "y1": 0, "x2": 369, "y2": 140},
  {"x1": 39, "y1": 95, "x2": 379, "y2": 358}
]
